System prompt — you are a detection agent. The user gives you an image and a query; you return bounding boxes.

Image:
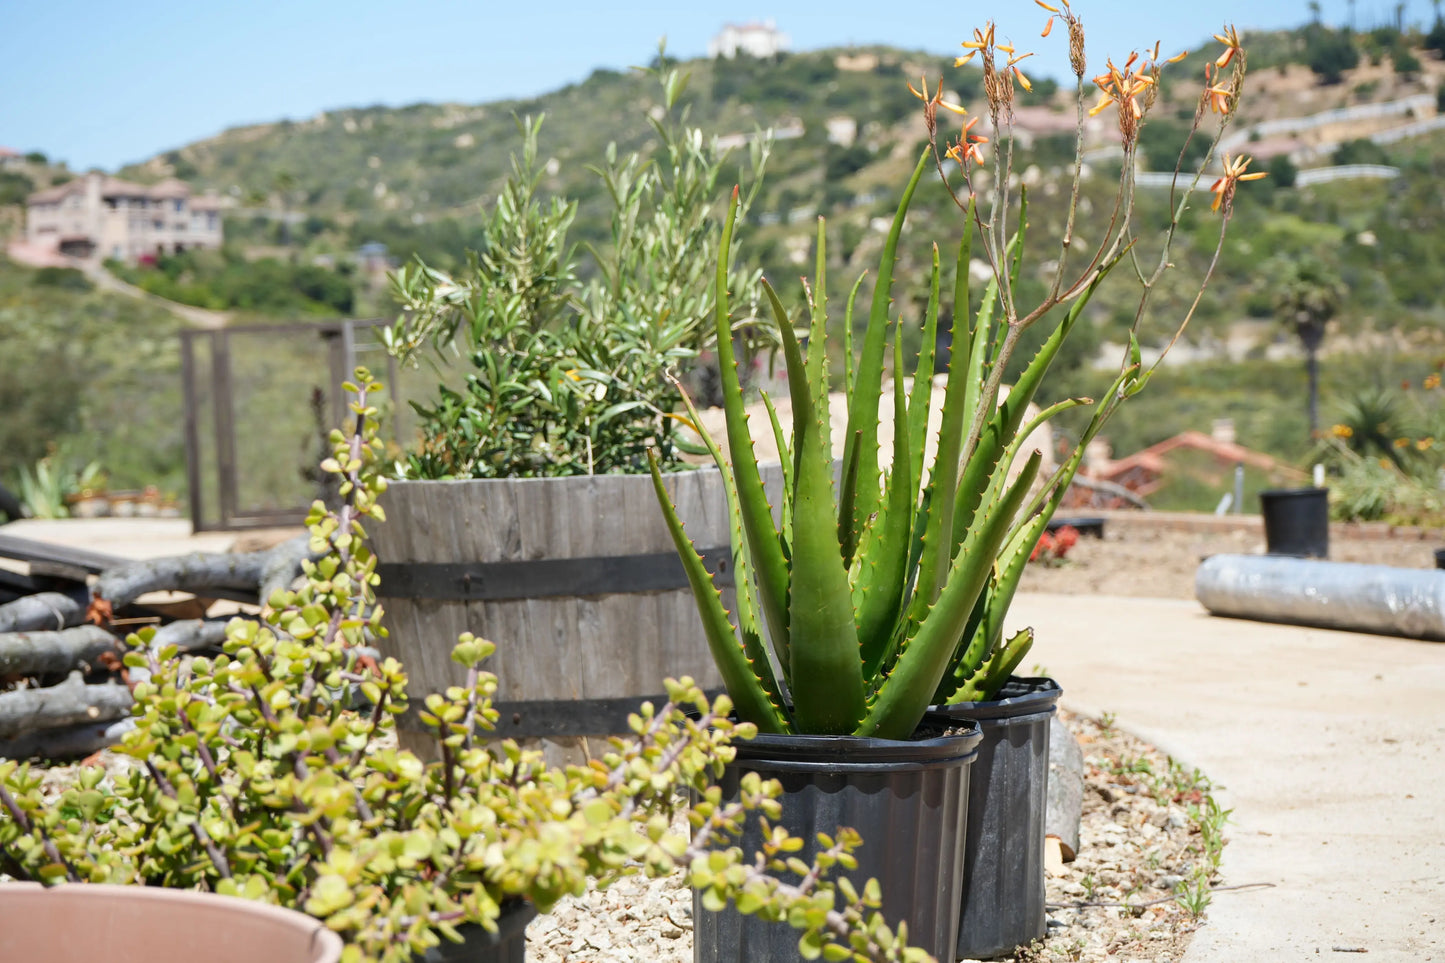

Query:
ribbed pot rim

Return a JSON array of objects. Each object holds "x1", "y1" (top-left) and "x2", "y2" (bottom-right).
[
  {"x1": 728, "y1": 713, "x2": 982, "y2": 772},
  {"x1": 931, "y1": 675, "x2": 1062, "y2": 722}
]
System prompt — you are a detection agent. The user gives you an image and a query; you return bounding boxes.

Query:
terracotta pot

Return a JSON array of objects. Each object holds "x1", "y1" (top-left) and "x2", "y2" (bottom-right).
[{"x1": 0, "y1": 883, "x2": 343, "y2": 963}]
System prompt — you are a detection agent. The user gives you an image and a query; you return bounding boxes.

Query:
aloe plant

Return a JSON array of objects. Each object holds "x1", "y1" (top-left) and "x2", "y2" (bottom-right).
[
  {"x1": 649, "y1": 152, "x2": 1140, "y2": 741},
  {"x1": 651, "y1": 12, "x2": 1259, "y2": 740}
]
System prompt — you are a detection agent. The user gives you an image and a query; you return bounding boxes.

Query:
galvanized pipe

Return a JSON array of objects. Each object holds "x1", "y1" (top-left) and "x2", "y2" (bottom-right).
[{"x1": 1196, "y1": 554, "x2": 1445, "y2": 642}]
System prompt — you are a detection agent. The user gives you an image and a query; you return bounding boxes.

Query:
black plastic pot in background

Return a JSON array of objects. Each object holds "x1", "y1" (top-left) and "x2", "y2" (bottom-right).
[
  {"x1": 1047, "y1": 516, "x2": 1105, "y2": 539},
  {"x1": 419, "y1": 901, "x2": 536, "y2": 963},
  {"x1": 693, "y1": 716, "x2": 983, "y2": 963},
  {"x1": 1434, "y1": 548, "x2": 1445, "y2": 570},
  {"x1": 1259, "y1": 487, "x2": 1330, "y2": 558},
  {"x1": 933, "y1": 677, "x2": 1061, "y2": 961}
]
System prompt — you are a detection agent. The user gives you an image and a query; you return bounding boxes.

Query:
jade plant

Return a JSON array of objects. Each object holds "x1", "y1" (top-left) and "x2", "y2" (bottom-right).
[
  {"x1": 0, "y1": 368, "x2": 935, "y2": 963},
  {"x1": 652, "y1": 8, "x2": 1259, "y2": 739}
]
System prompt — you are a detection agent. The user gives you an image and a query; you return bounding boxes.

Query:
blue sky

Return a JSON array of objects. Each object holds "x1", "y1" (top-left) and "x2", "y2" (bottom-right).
[{"x1": 0, "y1": 1, "x2": 1354, "y2": 172}]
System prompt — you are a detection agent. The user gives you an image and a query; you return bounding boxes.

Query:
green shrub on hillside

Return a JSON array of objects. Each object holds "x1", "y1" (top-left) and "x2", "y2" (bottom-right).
[{"x1": 110, "y1": 249, "x2": 355, "y2": 316}]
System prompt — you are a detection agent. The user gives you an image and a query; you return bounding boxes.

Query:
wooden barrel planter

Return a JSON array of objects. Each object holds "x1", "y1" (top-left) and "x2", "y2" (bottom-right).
[{"x1": 371, "y1": 467, "x2": 757, "y2": 760}]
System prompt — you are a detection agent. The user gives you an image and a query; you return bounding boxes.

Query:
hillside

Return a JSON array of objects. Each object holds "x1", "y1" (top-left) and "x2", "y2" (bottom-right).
[
  {"x1": 99, "y1": 25, "x2": 1445, "y2": 347},
  {"x1": 9, "y1": 20, "x2": 1445, "y2": 514}
]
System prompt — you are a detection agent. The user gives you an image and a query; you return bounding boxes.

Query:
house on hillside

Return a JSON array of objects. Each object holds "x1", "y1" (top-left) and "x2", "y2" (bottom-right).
[
  {"x1": 25, "y1": 171, "x2": 223, "y2": 262},
  {"x1": 709, "y1": 21, "x2": 790, "y2": 59},
  {"x1": 1076, "y1": 422, "x2": 1307, "y2": 511}
]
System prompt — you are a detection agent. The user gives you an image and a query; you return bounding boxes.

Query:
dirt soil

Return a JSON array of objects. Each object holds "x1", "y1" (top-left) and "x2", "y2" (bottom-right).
[{"x1": 1018, "y1": 515, "x2": 1440, "y2": 600}]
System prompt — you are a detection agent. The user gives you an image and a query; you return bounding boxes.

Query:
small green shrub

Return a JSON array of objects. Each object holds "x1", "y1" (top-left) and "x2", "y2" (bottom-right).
[
  {"x1": 389, "y1": 55, "x2": 773, "y2": 479},
  {"x1": 30, "y1": 266, "x2": 92, "y2": 293}
]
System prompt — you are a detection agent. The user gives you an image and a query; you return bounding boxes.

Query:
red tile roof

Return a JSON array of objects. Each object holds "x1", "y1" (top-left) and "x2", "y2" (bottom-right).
[{"x1": 27, "y1": 173, "x2": 202, "y2": 205}]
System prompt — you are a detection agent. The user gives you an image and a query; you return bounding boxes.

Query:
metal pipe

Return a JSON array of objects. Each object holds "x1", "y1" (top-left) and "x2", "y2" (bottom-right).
[{"x1": 1196, "y1": 554, "x2": 1445, "y2": 642}]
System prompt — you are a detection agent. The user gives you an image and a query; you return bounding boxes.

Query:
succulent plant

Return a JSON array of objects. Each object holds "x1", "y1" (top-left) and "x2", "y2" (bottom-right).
[{"x1": 651, "y1": 12, "x2": 1258, "y2": 739}]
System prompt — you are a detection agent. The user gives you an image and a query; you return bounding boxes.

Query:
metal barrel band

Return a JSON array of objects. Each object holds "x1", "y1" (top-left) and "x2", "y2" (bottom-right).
[
  {"x1": 482, "y1": 690, "x2": 729, "y2": 740},
  {"x1": 376, "y1": 546, "x2": 733, "y2": 602}
]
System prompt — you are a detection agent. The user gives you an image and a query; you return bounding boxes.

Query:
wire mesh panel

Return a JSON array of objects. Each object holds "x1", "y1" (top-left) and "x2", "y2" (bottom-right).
[{"x1": 180, "y1": 319, "x2": 400, "y2": 531}]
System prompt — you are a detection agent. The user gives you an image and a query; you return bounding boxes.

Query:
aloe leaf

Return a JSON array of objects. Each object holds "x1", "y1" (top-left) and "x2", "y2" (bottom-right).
[
  {"x1": 959, "y1": 292, "x2": 997, "y2": 466},
  {"x1": 759, "y1": 389, "x2": 794, "y2": 537},
  {"x1": 906, "y1": 244, "x2": 941, "y2": 499},
  {"x1": 1007, "y1": 186, "x2": 1029, "y2": 297},
  {"x1": 673, "y1": 381, "x2": 779, "y2": 693},
  {"x1": 939, "y1": 504, "x2": 1048, "y2": 705},
  {"x1": 970, "y1": 396, "x2": 1085, "y2": 546},
  {"x1": 860, "y1": 449, "x2": 1041, "y2": 739},
  {"x1": 648, "y1": 452, "x2": 789, "y2": 733},
  {"x1": 805, "y1": 219, "x2": 832, "y2": 472},
  {"x1": 767, "y1": 281, "x2": 866, "y2": 734},
  {"x1": 951, "y1": 255, "x2": 1119, "y2": 552},
  {"x1": 943, "y1": 380, "x2": 1127, "y2": 703},
  {"x1": 853, "y1": 323, "x2": 916, "y2": 678},
  {"x1": 839, "y1": 149, "x2": 930, "y2": 566},
  {"x1": 714, "y1": 190, "x2": 791, "y2": 661},
  {"x1": 905, "y1": 228, "x2": 981, "y2": 620},
  {"x1": 954, "y1": 628, "x2": 1034, "y2": 703},
  {"x1": 843, "y1": 271, "x2": 867, "y2": 399}
]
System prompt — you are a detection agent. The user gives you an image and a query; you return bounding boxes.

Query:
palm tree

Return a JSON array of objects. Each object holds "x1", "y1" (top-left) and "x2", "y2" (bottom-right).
[
  {"x1": 1309, "y1": 0, "x2": 1322, "y2": 23},
  {"x1": 1270, "y1": 256, "x2": 1347, "y2": 437}
]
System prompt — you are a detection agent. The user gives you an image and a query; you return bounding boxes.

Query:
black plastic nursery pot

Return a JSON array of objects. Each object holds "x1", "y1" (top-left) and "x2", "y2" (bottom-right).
[
  {"x1": 693, "y1": 715, "x2": 983, "y2": 963},
  {"x1": 1046, "y1": 516, "x2": 1106, "y2": 539},
  {"x1": 419, "y1": 901, "x2": 537, "y2": 963},
  {"x1": 1259, "y1": 487, "x2": 1330, "y2": 558},
  {"x1": 933, "y1": 677, "x2": 1062, "y2": 961}
]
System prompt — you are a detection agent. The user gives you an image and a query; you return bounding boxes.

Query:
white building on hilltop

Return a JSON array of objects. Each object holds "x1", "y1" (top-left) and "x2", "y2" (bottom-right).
[{"x1": 709, "y1": 20, "x2": 790, "y2": 59}]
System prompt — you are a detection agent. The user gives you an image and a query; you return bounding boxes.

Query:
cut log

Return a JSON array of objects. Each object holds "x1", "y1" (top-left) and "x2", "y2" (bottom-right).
[
  {"x1": 149, "y1": 618, "x2": 234, "y2": 653},
  {"x1": 0, "y1": 717, "x2": 134, "y2": 761},
  {"x1": 0, "y1": 592, "x2": 87, "y2": 633},
  {"x1": 91, "y1": 534, "x2": 313, "y2": 615},
  {"x1": 0, "y1": 673, "x2": 132, "y2": 741},
  {"x1": 1047, "y1": 715, "x2": 1085, "y2": 861},
  {"x1": 0, "y1": 626, "x2": 120, "y2": 677}
]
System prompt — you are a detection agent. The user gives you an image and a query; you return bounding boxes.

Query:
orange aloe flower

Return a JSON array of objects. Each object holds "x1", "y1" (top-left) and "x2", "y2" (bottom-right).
[
  {"x1": 1209, "y1": 153, "x2": 1267, "y2": 212},
  {"x1": 1090, "y1": 54, "x2": 1153, "y2": 120},
  {"x1": 946, "y1": 116, "x2": 990, "y2": 168},
  {"x1": 908, "y1": 75, "x2": 968, "y2": 116},
  {"x1": 1010, "y1": 52, "x2": 1035, "y2": 91},
  {"x1": 1213, "y1": 25, "x2": 1242, "y2": 68},
  {"x1": 1203, "y1": 62, "x2": 1236, "y2": 114},
  {"x1": 955, "y1": 24, "x2": 996, "y2": 67},
  {"x1": 1036, "y1": 0, "x2": 1064, "y2": 33}
]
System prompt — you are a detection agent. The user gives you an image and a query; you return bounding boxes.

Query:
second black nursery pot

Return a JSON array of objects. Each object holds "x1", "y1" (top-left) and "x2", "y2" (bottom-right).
[{"x1": 692, "y1": 715, "x2": 983, "y2": 963}]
